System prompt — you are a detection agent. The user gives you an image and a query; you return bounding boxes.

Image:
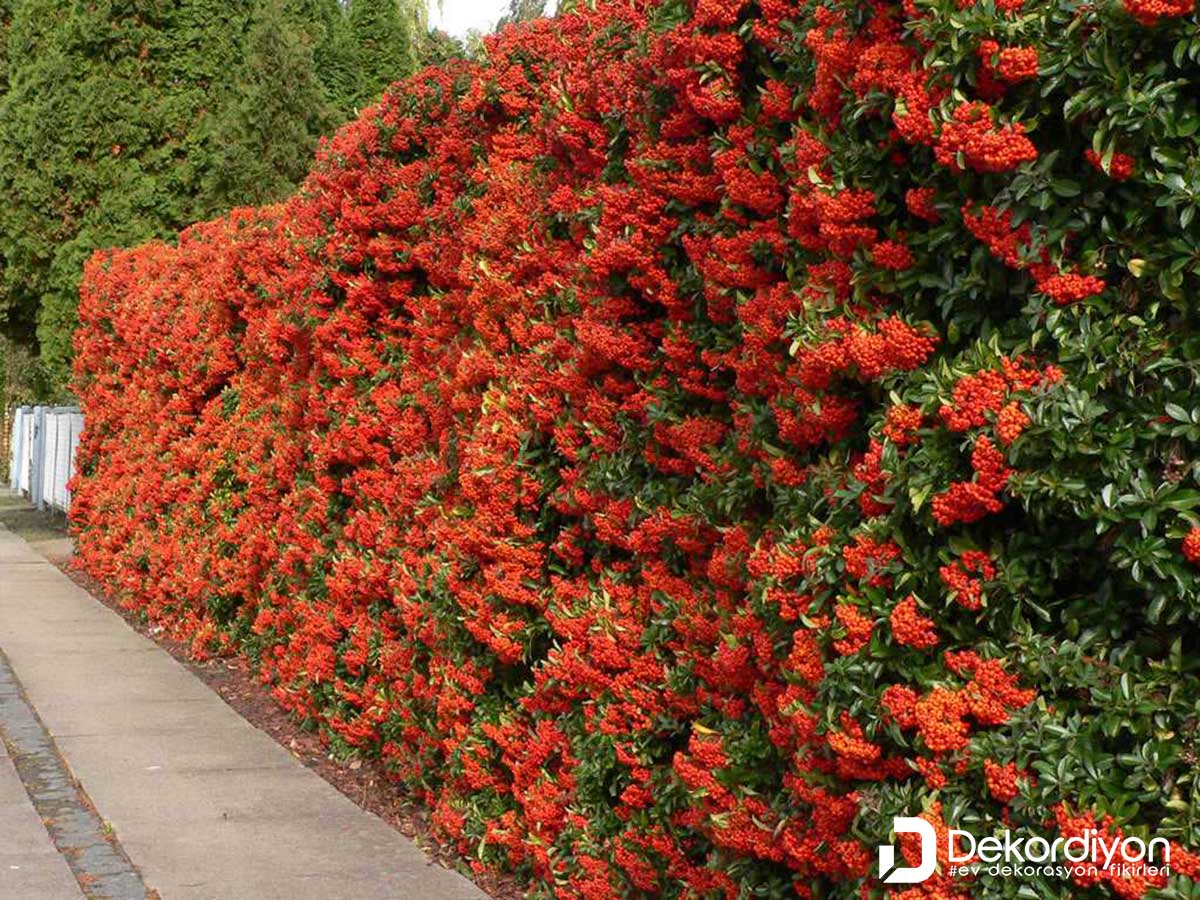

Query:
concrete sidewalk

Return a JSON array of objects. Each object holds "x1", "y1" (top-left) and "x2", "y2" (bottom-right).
[{"x1": 0, "y1": 523, "x2": 487, "y2": 900}]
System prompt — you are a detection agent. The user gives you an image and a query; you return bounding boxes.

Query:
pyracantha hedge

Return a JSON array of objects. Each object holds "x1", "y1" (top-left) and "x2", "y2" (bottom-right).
[{"x1": 71, "y1": 0, "x2": 1200, "y2": 896}]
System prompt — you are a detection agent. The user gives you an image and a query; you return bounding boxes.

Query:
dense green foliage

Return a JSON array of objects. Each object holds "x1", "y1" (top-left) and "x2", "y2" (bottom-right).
[
  {"x1": 0, "y1": 0, "x2": 447, "y2": 396},
  {"x1": 348, "y1": 0, "x2": 417, "y2": 107},
  {"x1": 310, "y1": 0, "x2": 363, "y2": 113},
  {"x1": 201, "y1": 1, "x2": 339, "y2": 211}
]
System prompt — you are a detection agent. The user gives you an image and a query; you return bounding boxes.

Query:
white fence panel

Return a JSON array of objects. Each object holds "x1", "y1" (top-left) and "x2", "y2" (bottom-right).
[
  {"x1": 63, "y1": 411, "x2": 83, "y2": 510},
  {"x1": 6, "y1": 405, "x2": 82, "y2": 514},
  {"x1": 40, "y1": 411, "x2": 58, "y2": 506},
  {"x1": 12, "y1": 407, "x2": 34, "y2": 494},
  {"x1": 8, "y1": 408, "x2": 23, "y2": 491},
  {"x1": 20, "y1": 409, "x2": 34, "y2": 494}
]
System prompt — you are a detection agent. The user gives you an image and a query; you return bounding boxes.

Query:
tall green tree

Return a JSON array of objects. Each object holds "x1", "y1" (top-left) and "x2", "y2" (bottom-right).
[
  {"x1": 348, "y1": 0, "x2": 415, "y2": 106},
  {"x1": 0, "y1": 1, "x2": 171, "y2": 381},
  {"x1": 202, "y1": 0, "x2": 336, "y2": 211},
  {"x1": 309, "y1": 0, "x2": 361, "y2": 115},
  {"x1": 151, "y1": 0, "x2": 257, "y2": 224}
]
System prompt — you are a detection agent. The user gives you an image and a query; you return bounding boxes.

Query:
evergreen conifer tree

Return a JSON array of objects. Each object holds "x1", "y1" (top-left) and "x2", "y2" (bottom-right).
[
  {"x1": 202, "y1": 0, "x2": 335, "y2": 211},
  {"x1": 0, "y1": 1, "x2": 170, "y2": 380},
  {"x1": 310, "y1": 0, "x2": 361, "y2": 116},
  {"x1": 348, "y1": 0, "x2": 414, "y2": 106},
  {"x1": 153, "y1": 0, "x2": 258, "y2": 224}
]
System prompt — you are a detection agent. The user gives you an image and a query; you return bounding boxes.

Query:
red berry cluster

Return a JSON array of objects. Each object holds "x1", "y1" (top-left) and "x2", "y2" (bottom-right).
[
  {"x1": 902, "y1": 655, "x2": 1033, "y2": 754},
  {"x1": 852, "y1": 439, "x2": 892, "y2": 516},
  {"x1": 1084, "y1": 148, "x2": 1136, "y2": 181},
  {"x1": 939, "y1": 551, "x2": 997, "y2": 610},
  {"x1": 1036, "y1": 271, "x2": 1107, "y2": 305},
  {"x1": 833, "y1": 602, "x2": 875, "y2": 654},
  {"x1": 1054, "y1": 806, "x2": 1177, "y2": 896},
  {"x1": 872, "y1": 238, "x2": 915, "y2": 270},
  {"x1": 1184, "y1": 527, "x2": 1200, "y2": 564},
  {"x1": 904, "y1": 186, "x2": 940, "y2": 222},
  {"x1": 932, "y1": 436, "x2": 1013, "y2": 527},
  {"x1": 935, "y1": 102, "x2": 1039, "y2": 174},
  {"x1": 983, "y1": 759, "x2": 1024, "y2": 802},
  {"x1": 939, "y1": 356, "x2": 1058, "y2": 434},
  {"x1": 977, "y1": 41, "x2": 1039, "y2": 98},
  {"x1": 884, "y1": 403, "x2": 924, "y2": 445},
  {"x1": 995, "y1": 401, "x2": 1030, "y2": 444},
  {"x1": 891, "y1": 595, "x2": 940, "y2": 648},
  {"x1": 1122, "y1": 0, "x2": 1194, "y2": 23},
  {"x1": 844, "y1": 533, "x2": 903, "y2": 586}
]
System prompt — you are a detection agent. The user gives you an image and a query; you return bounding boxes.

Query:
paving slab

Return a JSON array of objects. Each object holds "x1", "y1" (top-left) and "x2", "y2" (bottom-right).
[{"x1": 0, "y1": 523, "x2": 487, "y2": 900}]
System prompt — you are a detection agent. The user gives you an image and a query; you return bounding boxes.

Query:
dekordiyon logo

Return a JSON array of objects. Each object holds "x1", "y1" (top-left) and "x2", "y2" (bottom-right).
[
  {"x1": 878, "y1": 817, "x2": 937, "y2": 884},
  {"x1": 877, "y1": 816, "x2": 1173, "y2": 885}
]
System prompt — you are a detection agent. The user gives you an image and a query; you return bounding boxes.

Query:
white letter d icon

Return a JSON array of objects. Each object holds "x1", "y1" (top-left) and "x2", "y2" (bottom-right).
[{"x1": 879, "y1": 817, "x2": 937, "y2": 884}]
